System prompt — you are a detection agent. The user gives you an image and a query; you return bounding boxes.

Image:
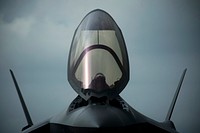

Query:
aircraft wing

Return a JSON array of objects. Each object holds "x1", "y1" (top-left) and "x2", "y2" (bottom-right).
[
  {"x1": 22, "y1": 122, "x2": 178, "y2": 133},
  {"x1": 22, "y1": 119, "x2": 50, "y2": 133}
]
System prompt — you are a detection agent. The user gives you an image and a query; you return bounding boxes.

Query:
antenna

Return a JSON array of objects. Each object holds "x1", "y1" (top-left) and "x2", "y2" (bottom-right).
[
  {"x1": 165, "y1": 68, "x2": 187, "y2": 121},
  {"x1": 10, "y1": 69, "x2": 33, "y2": 131}
]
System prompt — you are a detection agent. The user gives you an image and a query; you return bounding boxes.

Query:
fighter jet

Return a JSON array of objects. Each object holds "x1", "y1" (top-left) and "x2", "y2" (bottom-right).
[{"x1": 10, "y1": 9, "x2": 187, "y2": 133}]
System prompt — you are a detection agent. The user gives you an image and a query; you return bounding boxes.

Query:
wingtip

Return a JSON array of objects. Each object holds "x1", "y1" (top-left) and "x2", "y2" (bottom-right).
[
  {"x1": 9, "y1": 69, "x2": 13, "y2": 73},
  {"x1": 9, "y1": 69, "x2": 14, "y2": 76},
  {"x1": 183, "y1": 68, "x2": 187, "y2": 75},
  {"x1": 165, "y1": 68, "x2": 187, "y2": 121}
]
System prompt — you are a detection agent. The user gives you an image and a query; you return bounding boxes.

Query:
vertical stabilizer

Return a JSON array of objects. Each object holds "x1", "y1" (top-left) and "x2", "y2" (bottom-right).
[
  {"x1": 165, "y1": 68, "x2": 187, "y2": 121},
  {"x1": 10, "y1": 69, "x2": 33, "y2": 131}
]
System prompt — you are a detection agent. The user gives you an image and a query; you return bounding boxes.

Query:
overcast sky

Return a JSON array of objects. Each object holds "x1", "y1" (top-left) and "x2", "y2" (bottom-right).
[{"x1": 0, "y1": 0, "x2": 200, "y2": 133}]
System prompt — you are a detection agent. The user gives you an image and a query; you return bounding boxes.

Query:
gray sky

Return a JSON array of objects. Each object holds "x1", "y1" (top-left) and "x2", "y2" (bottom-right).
[{"x1": 0, "y1": 0, "x2": 200, "y2": 133}]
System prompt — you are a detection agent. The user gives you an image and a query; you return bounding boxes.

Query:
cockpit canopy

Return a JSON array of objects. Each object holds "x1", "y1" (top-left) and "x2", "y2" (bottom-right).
[{"x1": 68, "y1": 9, "x2": 129, "y2": 100}]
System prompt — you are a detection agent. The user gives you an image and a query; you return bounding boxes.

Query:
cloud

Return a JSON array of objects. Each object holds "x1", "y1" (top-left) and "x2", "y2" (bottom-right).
[
  {"x1": 0, "y1": 16, "x2": 35, "y2": 39},
  {"x1": 0, "y1": 0, "x2": 37, "y2": 23}
]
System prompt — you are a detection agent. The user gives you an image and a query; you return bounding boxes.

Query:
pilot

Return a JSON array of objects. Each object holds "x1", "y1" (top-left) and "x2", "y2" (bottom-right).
[{"x1": 89, "y1": 73, "x2": 110, "y2": 92}]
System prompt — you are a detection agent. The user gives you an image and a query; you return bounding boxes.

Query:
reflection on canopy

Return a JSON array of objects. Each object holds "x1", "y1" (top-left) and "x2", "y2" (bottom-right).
[
  {"x1": 72, "y1": 30, "x2": 123, "y2": 66},
  {"x1": 73, "y1": 30, "x2": 123, "y2": 89}
]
